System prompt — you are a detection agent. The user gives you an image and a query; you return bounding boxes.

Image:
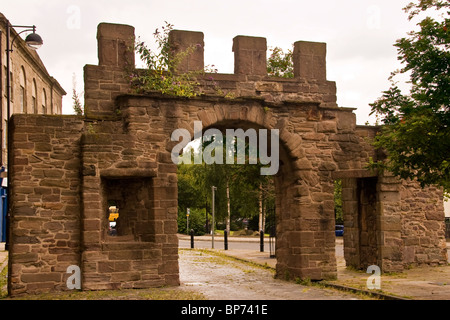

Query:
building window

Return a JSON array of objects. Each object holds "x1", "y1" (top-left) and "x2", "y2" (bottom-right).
[
  {"x1": 3, "y1": 67, "x2": 6, "y2": 97},
  {"x1": 42, "y1": 88, "x2": 47, "y2": 114},
  {"x1": 19, "y1": 86, "x2": 25, "y2": 113},
  {"x1": 10, "y1": 71, "x2": 13, "y2": 102},
  {"x1": 32, "y1": 79, "x2": 37, "y2": 114},
  {"x1": 19, "y1": 67, "x2": 26, "y2": 113},
  {"x1": 6, "y1": 66, "x2": 14, "y2": 102}
]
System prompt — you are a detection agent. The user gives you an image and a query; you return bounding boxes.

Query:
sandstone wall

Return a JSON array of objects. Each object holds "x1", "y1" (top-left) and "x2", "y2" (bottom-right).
[
  {"x1": 7, "y1": 22, "x2": 448, "y2": 296},
  {"x1": 8, "y1": 115, "x2": 84, "y2": 294}
]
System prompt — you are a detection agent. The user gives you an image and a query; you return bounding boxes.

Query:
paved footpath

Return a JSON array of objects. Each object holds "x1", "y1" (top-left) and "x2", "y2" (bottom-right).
[
  {"x1": 178, "y1": 248, "x2": 364, "y2": 300},
  {"x1": 180, "y1": 235, "x2": 450, "y2": 300}
]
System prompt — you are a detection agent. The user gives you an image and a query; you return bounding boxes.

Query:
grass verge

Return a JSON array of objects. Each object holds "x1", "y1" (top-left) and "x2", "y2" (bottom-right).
[
  {"x1": 7, "y1": 287, "x2": 205, "y2": 300},
  {"x1": 0, "y1": 258, "x2": 7, "y2": 299}
]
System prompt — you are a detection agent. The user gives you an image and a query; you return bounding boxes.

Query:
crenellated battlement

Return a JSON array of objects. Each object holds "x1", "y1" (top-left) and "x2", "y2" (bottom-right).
[{"x1": 84, "y1": 23, "x2": 337, "y2": 118}]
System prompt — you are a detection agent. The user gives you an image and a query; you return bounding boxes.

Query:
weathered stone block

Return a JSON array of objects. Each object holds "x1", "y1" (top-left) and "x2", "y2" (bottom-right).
[
  {"x1": 317, "y1": 121, "x2": 337, "y2": 133},
  {"x1": 21, "y1": 273, "x2": 61, "y2": 283},
  {"x1": 169, "y1": 30, "x2": 204, "y2": 73},
  {"x1": 293, "y1": 41, "x2": 326, "y2": 81},
  {"x1": 97, "y1": 23, "x2": 135, "y2": 67},
  {"x1": 233, "y1": 36, "x2": 267, "y2": 76}
]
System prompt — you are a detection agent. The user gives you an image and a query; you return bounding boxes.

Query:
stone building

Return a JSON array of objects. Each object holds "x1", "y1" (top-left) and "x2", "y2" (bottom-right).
[
  {"x1": 6, "y1": 22, "x2": 448, "y2": 296},
  {"x1": 0, "y1": 12, "x2": 66, "y2": 165}
]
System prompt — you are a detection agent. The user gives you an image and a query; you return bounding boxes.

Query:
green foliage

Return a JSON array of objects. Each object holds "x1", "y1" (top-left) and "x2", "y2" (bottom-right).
[
  {"x1": 369, "y1": 1, "x2": 450, "y2": 192},
  {"x1": 176, "y1": 135, "x2": 276, "y2": 233},
  {"x1": 131, "y1": 22, "x2": 217, "y2": 98},
  {"x1": 177, "y1": 162, "x2": 206, "y2": 212},
  {"x1": 178, "y1": 207, "x2": 208, "y2": 236},
  {"x1": 72, "y1": 74, "x2": 83, "y2": 116},
  {"x1": 72, "y1": 89, "x2": 83, "y2": 116},
  {"x1": 0, "y1": 261, "x2": 7, "y2": 299},
  {"x1": 267, "y1": 46, "x2": 294, "y2": 78}
]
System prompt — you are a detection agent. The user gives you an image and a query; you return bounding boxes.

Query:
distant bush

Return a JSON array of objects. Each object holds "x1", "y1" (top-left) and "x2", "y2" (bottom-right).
[{"x1": 178, "y1": 207, "x2": 208, "y2": 236}]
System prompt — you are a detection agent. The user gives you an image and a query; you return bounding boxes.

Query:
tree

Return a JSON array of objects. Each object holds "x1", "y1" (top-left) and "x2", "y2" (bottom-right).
[
  {"x1": 267, "y1": 47, "x2": 294, "y2": 78},
  {"x1": 369, "y1": 0, "x2": 450, "y2": 193},
  {"x1": 175, "y1": 133, "x2": 275, "y2": 234},
  {"x1": 72, "y1": 89, "x2": 83, "y2": 116},
  {"x1": 72, "y1": 73, "x2": 83, "y2": 116}
]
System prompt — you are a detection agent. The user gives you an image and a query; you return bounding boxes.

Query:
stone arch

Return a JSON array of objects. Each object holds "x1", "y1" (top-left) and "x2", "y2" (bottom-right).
[
  {"x1": 175, "y1": 102, "x2": 310, "y2": 175},
  {"x1": 117, "y1": 94, "x2": 339, "y2": 281},
  {"x1": 164, "y1": 98, "x2": 338, "y2": 281}
]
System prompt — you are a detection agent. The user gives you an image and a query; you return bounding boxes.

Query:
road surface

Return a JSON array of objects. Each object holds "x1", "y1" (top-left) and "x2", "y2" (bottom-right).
[
  {"x1": 179, "y1": 237, "x2": 345, "y2": 260},
  {"x1": 178, "y1": 243, "x2": 362, "y2": 300}
]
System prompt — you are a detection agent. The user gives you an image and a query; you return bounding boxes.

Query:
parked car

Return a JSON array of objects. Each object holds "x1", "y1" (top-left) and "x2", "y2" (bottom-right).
[{"x1": 335, "y1": 225, "x2": 344, "y2": 236}]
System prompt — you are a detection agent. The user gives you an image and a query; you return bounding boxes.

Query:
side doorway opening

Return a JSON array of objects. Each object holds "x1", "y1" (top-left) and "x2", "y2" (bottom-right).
[
  {"x1": 341, "y1": 177, "x2": 380, "y2": 270},
  {"x1": 101, "y1": 177, "x2": 155, "y2": 242}
]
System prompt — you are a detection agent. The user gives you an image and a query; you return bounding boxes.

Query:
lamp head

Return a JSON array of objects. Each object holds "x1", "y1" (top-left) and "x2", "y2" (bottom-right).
[{"x1": 25, "y1": 32, "x2": 43, "y2": 50}]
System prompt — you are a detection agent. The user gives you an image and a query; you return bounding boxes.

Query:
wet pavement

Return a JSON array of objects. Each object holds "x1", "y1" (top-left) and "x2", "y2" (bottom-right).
[
  {"x1": 178, "y1": 248, "x2": 364, "y2": 300},
  {"x1": 2, "y1": 238, "x2": 449, "y2": 300},
  {"x1": 179, "y1": 235, "x2": 450, "y2": 300}
]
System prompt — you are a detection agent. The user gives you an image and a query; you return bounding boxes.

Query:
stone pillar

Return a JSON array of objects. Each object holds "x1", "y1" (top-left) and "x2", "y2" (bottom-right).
[
  {"x1": 97, "y1": 23, "x2": 135, "y2": 68},
  {"x1": 377, "y1": 174, "x2": 404, "y2": 272},
  {"x1": 233, "y1": 36, "x2": 267, "y2": 76},
  {"x1": 341, "y1": 178, "x2": 360, "y2": 268},
  {"x1": 293, "y1": 41, "x2": 327, "y2": 81},
  {"x1": 168, "y1": 30, "x2": 204, "y2": 73},
  {"x1": 84, "y1": 23, "x2": 135, "y2": 118},
  {"x1": 275, "y1": 168, "x2": 337, "y2": 281}
]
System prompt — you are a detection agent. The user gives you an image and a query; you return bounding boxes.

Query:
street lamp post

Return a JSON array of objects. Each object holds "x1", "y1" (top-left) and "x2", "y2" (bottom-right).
[
  {"x1": 186, "y1": 208, "x2": 190, "y2": 234},
  {"x1": 4, "y1": 20, "x2": 43, "y2": 250}
]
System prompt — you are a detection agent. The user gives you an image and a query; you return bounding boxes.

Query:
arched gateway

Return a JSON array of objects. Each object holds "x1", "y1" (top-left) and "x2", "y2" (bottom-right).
[{"x1": 7, "y1": 23, "x2": 447, "y2": 295}]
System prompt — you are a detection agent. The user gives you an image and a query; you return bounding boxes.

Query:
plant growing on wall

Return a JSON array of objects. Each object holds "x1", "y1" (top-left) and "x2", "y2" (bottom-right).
[
  {"x1": 72, "y1": 73, "x2": 84, "y2": 116},
  {"x1": 267, "y1": 46, "x2": 294, "y2": 78},
  {"x1": 72, "y1": 89, "x2": 83, "y2": 116},
  {"x1": 131, "y1": 22, "x2": 217, "y2": 98}
]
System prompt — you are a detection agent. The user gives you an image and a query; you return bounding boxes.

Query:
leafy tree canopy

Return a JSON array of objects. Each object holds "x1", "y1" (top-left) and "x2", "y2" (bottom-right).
[
  {"x1": 369, "y1": 0, "x2": 450, "y2": 193},
  {"x1": 267, "y1": 47, "x2": 294, "y2": 78}
]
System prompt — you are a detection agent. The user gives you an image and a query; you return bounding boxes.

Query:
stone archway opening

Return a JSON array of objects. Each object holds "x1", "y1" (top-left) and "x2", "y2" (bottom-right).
[
  {"x1": 173, "y1": 117, "x2": 335, "y2": 281},
  {"x1": 340, "y1": 176, "x2": 382, "y2": 271}
]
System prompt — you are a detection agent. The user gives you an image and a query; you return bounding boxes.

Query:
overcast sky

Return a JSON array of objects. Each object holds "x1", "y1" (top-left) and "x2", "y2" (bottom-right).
[{"x1": 1, "y1": 0, "x2": 424, "y2": 124}]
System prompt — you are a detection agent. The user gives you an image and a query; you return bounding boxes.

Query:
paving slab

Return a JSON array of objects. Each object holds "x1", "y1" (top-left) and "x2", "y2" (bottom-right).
[{"x1": 215, "y1": 239, "x2": 450, "y2": 300}]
